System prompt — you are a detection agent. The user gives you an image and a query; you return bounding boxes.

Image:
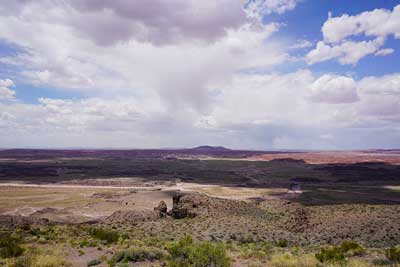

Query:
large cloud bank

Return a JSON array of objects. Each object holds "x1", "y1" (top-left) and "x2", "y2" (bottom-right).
[{"x1": 0, "y1": 1, "x2": 399, "y2": 149}]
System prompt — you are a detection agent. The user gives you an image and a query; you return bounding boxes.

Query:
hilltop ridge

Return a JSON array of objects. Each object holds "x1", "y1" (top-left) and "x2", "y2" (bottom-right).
[{"x1": 191, "y1": 145, "x2": 231, "y2": 151}]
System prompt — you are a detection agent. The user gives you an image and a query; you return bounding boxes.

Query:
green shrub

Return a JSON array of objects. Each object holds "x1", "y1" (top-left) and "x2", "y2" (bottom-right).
[
  {"x1": 108, "y1": 246, "x2": 164, "y2": 266},
  {"x1": 107, "y1": 259, "x2": 116, "y2": 267},
  {"x1": 80, "y1": 240, "x2": 89, "y2": 248},
  {"x1": 315, "y1": 247, "x2": 345, "y2": 263},
  {"x1": 238, "y1": 242, "x2": 272, "y2": 260},
  {"x1": 0, "y1": 237, "x2": 24, "y2": 259},
  {"x1": 275, "y1": 239, "x2": 288, "y2": 248},
  {"x1": 28, "y1": 227, "x2": 56, "y2": 241},
  {"x1": 87, "y1": 258, "x2": 102, "y2": 266},
  {"x1": 89, "y1": 228, "x2": 119, "y2": 244},
  {"x1": 11, "y1": 254, "x2": 34, "y2": 267},
  {"x1": 111, "y1": 250, "x2": 126, "y2": 263},
  {"x1": 124, "y1": 246, "x2": 164, "y2": 262},
  {"x1": 8, "y1": 246, "x2": 40, "y2": 267},
  {"x1": 340, "y1": 241, "x2": 365, "y2": 256},
  {"x1": 166, "y1": 236, "x2": 231, "y2": 267},
  {"x1": 386, "y1": 246, "x2": 400, "y2": 263},
  {"x1": 80, "y1": 240, "x2": 97, "y2": 248},
  {"x1": 236, "y1": 235, "x2": 255, "y2": 244},
  {"x1": 315, "y1": 241, "x2": 365, "y2": 263},
  {"x1": 4, "y1": 247, "x2": 70, "y2": 267},
  {"x1": 13, "y1": 257, "x2": 32, "y2": 267},
  {"x1": 29, "y1": 228, "x2": 42, "y2": 236}
]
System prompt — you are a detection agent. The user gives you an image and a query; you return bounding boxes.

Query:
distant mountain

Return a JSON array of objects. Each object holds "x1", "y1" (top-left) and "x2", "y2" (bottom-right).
[{"x1": 191, "y1": 146, "x2": 231, "y2": 151}]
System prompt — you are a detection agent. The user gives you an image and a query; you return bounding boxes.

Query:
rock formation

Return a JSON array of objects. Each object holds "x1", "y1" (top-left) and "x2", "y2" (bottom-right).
[
  {"x1": 170, "y1": 193, "x2": 208, "y2": 219},
  {"x1": 154, "y1": 200, "x2": 168, "y2": 217}
]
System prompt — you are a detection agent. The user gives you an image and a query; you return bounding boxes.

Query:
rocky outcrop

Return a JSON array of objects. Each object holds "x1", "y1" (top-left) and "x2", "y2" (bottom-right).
[
  {"x1": 31, "y1": 207, "x2": 59, "y2": 215},
  {"x1": 154, "y1": 200, "x2": 167, "y2": 213},
  {"x1": 154, "y1": 200, "x2": 168, "y2": 218},
  {"x1": 170, "y1": 193, "x2": 210, "y2": 219}
]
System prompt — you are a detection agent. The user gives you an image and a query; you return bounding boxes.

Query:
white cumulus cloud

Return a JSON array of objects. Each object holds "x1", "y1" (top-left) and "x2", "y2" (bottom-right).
[
  {"x1": 0, "y1": 71, "x2": 400, "y2": 149},
  {"x1": 308, "y1": 74, "x2": 359, "y2": 104},
  {"x1": 246, "y1": 0, "x2": 300, "y2": 20},
  {"x1": 306, "y1": 37, "x2": 384, "y2": 65},
  {"x1": 322, "y1": 5, "x2": 400, "y2": 43},
  {"x1": 359, "y1": 73, "x2": 400, "y2": 95},
  {"x1": 307, "y1": 4, "x2": 399, "y2": 65},
  {"x1": 0, "y1": 79, "x2": 16, "y2": 100},
  {"x1": 0, "y1": 0, "x2": 288, "y2": 113},
  {"x1": 0, "y1": 1, "x2": 399, "y2": 149},
  {"x1": 375, "y1": 48, "x2": 395, "y2": 56}
]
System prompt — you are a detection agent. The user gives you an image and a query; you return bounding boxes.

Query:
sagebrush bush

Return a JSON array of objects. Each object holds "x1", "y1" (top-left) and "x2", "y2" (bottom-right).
[
  {"x1": 80, "y1": 239, "x2": 89, "y2": 248},
  {"x1": 124, "y1": 246, "x2": 164, "y2": 261},
  {"x1": 275, "y1": 239, "x2": 288, "y2": 248},
  {"x1": 0, "y1": 237, "x2": 24, "y2": 259},
  {"x1": 238, "y1": 242, "x2": 272, "y2": 260},
  {"x1": 89, "y1": 228, "x2": 119, "y2": 244},
  {"x1": 87, "y1": 258, "x2": 102, "y2": 266},
  {"x1": 340, "y1": 241, "x2": 365, "y2": 256},
  {"x1": 315, "y1": 241, "x2": 365, "y2": 263},
  {"x1": 110, "y1": 250, "x2": 125, "y2": 265},
  {"x1": 2, "y1": 246, "x2": 40, "y2": 267},
  {"x1": 166, "y1": 236, "x2": 231, "y2": 267},
  {"x1": 386, "y1": 246, "x2": 400, "y2": 263},
  {"x1": 108, "y1": 246, "x2": 164, "y2": 266},
  {"x1": 3, "y1": 246, "x2": 71, "y2": 267},
  {"x1": 315, "y1": 247, "x2": 345, "y2": 263}
]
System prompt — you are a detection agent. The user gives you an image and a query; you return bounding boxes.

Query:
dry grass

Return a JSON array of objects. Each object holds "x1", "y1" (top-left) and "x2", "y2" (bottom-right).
[
  {"x1": 31, "y1": 254, "x2": 71, "y2": 267},
  {"x1": 270, "y1": 252, "x2": 317, "y2": 267},
  {"x1": 0, "y1": 187, "x2": 116, "y2": 209},
  {"x1": 1, "y1": 246, "x2": 71, "y2": 267},
  {"x1": 0, "y1": 185, "x2": 175, "y2": 222},
  {"x1": 270, "y1": 253, "x2": 388, "y2": 267}
]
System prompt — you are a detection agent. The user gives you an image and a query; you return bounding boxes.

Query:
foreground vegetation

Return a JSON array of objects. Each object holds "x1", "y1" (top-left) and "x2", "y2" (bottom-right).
[{"x1": 1, "y1": 224, "x2": 399, "y2": 267}]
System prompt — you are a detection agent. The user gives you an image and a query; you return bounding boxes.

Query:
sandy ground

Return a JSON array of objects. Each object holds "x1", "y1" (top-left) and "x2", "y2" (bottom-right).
[
  {"x1": 0, "y1": 181, "x2": 290, "y2": 198},
  {"x1": 0, "y1": 181, "x2": 292, "y2": 223},
  {"x1": 0, "y1": 182, "x2": 163, "y2": 190}
]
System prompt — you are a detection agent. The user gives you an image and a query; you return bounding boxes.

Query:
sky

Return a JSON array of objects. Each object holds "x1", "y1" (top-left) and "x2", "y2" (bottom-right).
[{"x1": 0, "y1": 0, "x2": 399, "y2": 150}]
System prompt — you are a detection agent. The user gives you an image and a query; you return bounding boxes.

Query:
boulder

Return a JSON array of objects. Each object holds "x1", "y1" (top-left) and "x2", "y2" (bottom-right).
[
  {"x1": 154, "y1": 200, "x2": 167, "y2": 213},
  {"x1": 154, "y1": 200, "x2": 168, "y2": 217},
  {"x1": 170, "y1": 193, "x2": 208, "y2": 219}
]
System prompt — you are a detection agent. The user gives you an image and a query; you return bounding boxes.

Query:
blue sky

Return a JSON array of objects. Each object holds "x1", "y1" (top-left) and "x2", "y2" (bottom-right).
[
  {"x1": 0, "y1": 0, "x2": 399, "y2": 149},
  {"x1": 273, "y1": 0, "x2": 400, "y2": 77}
]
